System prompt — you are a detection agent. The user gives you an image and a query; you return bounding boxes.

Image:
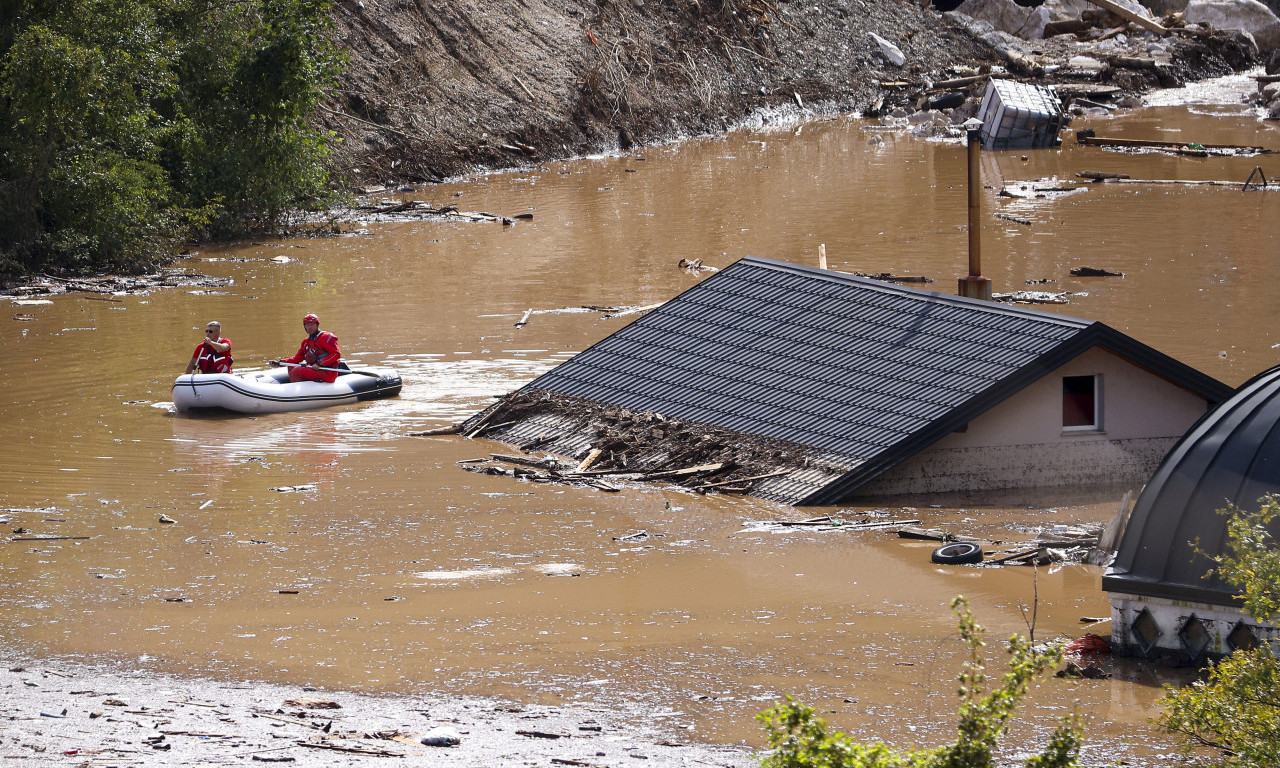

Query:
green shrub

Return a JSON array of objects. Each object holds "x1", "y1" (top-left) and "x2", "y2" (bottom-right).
[
  {"x1": 757, "y1": 596, "x2": 1082, "y2": 768},
  {"x1": 1157, "y1": 494, "x2": 1280, "y2": 768}
]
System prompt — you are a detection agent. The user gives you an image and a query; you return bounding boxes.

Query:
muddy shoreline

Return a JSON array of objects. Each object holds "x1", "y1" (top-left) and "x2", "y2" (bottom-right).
[{"x1": 1, "y1": 660, "x2": 756, "y2": 767}]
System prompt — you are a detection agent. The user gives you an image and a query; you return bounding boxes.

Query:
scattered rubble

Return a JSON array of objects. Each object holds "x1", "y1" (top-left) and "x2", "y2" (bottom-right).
[
  {"x1": 0, "y1": 663, "x2": 754, "y2": 768},
  {"x1": 897, "y1": 522, "x2": 1109, "y2": 566},
  {"x1": 1, "y1": 269, "x2": 231, "y2": 299}
]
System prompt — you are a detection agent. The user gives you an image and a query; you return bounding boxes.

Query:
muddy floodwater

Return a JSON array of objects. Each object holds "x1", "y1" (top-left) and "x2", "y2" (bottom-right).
[{"x1": 2, "y1": 77, "x2": 1278, "y2": 763}]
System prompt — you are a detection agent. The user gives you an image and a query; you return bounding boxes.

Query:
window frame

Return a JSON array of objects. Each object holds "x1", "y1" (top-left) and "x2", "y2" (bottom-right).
[{"x1": 1062, "y1": 373, "x2": 1103, "y2": 433}]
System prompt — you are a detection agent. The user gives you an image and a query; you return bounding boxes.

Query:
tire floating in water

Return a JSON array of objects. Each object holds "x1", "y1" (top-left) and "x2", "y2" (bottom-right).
[{"x1": 931, "y1": 541, "x2": 984, "y2": 565}]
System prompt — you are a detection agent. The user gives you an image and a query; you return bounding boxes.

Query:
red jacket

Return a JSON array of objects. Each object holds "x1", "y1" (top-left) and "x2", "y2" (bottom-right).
[
  {"x1": 191, "y1": 338, "x2": 233, "y2": 373},
  {"x1": 282, "y1": 331, "x2": 340, "y2": 382}
]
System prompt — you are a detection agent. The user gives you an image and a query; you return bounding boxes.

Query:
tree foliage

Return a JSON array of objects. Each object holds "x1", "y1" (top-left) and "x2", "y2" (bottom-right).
[
  {"x1": 0, "y1": 0, "x2": 341, "y2": 277},
  {"x1": 1158, "y1": 494, "x2": 1280, "y2": 768},
  {"x1": 757, "y1": 596, "x2": 1082, "y2": 768}
]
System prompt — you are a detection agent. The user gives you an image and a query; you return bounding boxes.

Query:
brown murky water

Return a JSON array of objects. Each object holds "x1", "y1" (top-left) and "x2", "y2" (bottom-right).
[{"x1": 2, "y1": 76, "x2": 1277, "y2": 762}]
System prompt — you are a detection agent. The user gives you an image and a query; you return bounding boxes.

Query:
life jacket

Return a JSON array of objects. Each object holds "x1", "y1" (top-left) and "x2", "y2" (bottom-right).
[
  {"x1": 195, "y1": 339, "x2": 233, "y2": 373},
  {"x1": 302, "y1": 331, "x2": 340, "y2": 368}
]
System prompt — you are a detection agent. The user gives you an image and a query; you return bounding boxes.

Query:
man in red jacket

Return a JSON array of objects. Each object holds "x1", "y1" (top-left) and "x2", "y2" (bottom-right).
[
  {"x1": 185, "y1": 321, "x2": 233, "y2": 374},
  {"x1": 271, "y1": 313, "x2": 341, "y2": 383}
]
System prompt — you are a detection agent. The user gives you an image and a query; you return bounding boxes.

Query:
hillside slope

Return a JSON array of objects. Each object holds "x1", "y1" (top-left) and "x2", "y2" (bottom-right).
[{"x1": 323, "y1": 0, "x2": 1254, "y2": 184}]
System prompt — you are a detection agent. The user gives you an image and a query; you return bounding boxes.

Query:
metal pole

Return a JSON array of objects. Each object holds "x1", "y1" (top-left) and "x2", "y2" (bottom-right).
[
  {"x1": 958, "y1": 124, "x2": 992, "y2": 301},
  {"x1": 967, "y1": 127, "x2": 982, "y2": 278}
]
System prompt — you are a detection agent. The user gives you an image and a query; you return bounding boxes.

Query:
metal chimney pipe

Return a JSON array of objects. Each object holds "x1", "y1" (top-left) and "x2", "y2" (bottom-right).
[{"x1": 958, "y1": 121, "x2": 992, "y2": 301}]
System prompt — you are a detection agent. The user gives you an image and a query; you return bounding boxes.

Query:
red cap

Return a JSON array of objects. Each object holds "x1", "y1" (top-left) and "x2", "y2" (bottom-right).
[{"x1": 303, "y1": 313, "x2": 319, "y2": 324}]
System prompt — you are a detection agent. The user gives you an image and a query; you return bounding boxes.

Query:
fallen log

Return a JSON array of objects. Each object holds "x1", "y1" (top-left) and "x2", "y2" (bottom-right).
[
  {"x1": 1044, "y1": 18, "x2": 1091, "y2": 37},
  {"x1": 1085, "y1": 0, "x2": 1166, "y2": 34},
  {"x1": 1107, "y1": 55, "x2": 1158, "y2": 71},
  {"x1": 1077, "y1": 170, "x2": 1130, "y2": 180},
  {"x1": 928, "y1": 73, "x2": 988, "y2": 91}
]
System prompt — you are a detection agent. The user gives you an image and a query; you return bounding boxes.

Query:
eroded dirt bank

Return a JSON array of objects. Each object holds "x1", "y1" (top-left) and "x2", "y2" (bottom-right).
[{"x1": 324, "y1": 0, "x2": 1258, "y2": 184}]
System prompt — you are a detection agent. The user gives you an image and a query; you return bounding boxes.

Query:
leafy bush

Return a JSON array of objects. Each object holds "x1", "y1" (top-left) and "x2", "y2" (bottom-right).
[
  {"x1": 0, "y1": 0, "x2": 341, "y2": 277},
  {"x1": 757, "y1": 596, "x2": 1082, "y2": 768},
  {"x1": 1157, "y1": 494, "x2": 1280, "y2": 768}
]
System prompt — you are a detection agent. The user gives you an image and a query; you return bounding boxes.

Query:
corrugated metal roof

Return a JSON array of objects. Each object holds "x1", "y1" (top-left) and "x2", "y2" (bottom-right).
[
  {"x1": 478, "y1": 255, "x2": 1230, "y2": 505},
  {"x1": 1103, "y1": 365, "x2": 1280, "y2": 605}
]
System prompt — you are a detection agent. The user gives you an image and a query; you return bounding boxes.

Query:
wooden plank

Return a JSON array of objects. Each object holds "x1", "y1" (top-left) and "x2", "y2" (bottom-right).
[
  {"x1": 1085, "y1": 0, "x2": 1166, "y2": 34},
  {"x1": 696, "y1": 469, "x2": 791, "y2": 489},
  {"x1": 490, "y1": 453, "x2": 556, "y2": 468},
  {"x1": 575, "y1": 448, "x2": 603, "y2": 473},
  {"x1": 641, "y1": 462, "x2": 725, "y2": 479},
  {"x1": 990, "y1": 548, "x2": 1042, "y2": 565}
]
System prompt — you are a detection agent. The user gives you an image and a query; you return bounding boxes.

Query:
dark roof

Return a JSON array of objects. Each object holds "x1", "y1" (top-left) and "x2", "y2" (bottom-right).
[
  {"x1": 1103, "y1": 365, "x2": 1280, "y2": 606},
  {"x1": 496, "y1": 255, "x2": 1230, "y2": 504}
]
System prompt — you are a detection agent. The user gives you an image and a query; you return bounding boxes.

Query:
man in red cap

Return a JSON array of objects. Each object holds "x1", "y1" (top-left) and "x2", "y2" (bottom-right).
[{"x1": 271, "y1": 313, "x2": 341, "y2": 383}]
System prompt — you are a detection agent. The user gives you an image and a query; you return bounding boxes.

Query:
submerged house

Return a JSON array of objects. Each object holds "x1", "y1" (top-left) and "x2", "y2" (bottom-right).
[
  {"x1": 465, "y1": 255, "x2": 1230, "y2": 505},
  {"x1": 1104, "y1": 365, "x2": 1280, "y2": 660}
]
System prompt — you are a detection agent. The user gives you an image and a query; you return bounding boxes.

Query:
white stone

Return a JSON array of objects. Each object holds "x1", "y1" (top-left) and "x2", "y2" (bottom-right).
[
  {"x1": 868, "y1": 32, "x2": 906, "y2": 66},
  {"x1": 954, "y1": 0, "x2": 1050, "y2": 39},
  {"x1": 1184, "y1": 0, "x2": 1280, "y2": 53},
  {"x1": 1041, "y1": 0, "x2": 1159, "y2": 24}
]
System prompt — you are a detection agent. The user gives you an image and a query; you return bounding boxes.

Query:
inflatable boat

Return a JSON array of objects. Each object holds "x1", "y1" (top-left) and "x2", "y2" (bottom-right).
[{"x1": 172, "y1": 366, "x2": 402, "y2": 414}]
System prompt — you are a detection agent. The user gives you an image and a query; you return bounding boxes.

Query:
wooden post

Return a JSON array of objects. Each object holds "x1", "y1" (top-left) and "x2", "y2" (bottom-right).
[{"x1": 818, "y1": 243, "x2": 827, "y2": 270}]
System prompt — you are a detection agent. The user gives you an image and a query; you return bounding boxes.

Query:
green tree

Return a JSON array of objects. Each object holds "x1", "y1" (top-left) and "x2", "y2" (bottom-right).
[
  {"x1": 757, "y1": 596, "x2": 1082, "y2": 768},
  {"x1": 1158, "y1": 494, "x2": 1280, "y2": 767},
  {"x1": 0, "y1": 0, "x2": 340, "y2": 278}
]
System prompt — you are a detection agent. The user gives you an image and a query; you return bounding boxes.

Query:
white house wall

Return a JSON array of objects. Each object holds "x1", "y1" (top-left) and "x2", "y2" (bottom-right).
[
  {"x1": 855, "y1": 346, "x2": 1214, "y2": 496},
  {"x1": 1110, "y1": 593, "x2": 1280, "y2": 658}
]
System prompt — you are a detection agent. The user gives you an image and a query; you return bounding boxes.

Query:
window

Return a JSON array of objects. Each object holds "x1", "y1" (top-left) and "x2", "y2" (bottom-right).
[{"x1": 1062, "y1": 374, "x2": 1100, "y2": 431}]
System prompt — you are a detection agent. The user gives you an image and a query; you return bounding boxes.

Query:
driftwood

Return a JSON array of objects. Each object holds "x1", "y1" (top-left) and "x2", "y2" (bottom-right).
[
  {"x1": 515, "y1": 308, "x2": 533, "y2": 328},
  {"x1": 408, "y1": 424, "x2": 463, "y2": 437},
  {"x1": 1097, "y1": 177, "x2": 1276, "y2": 188},
  {"x1": 1044, "y1": 18, "x2": 1091, "y2": 37},
  {"x1": 897, "y1": 526, "x2": 984, "y2": 543},
  {"x1": 297, "y1": 740, "x2": 402, "y2": 756},
  {"x1": 603, "y1": 302, "x2": 665, "y2": 318},
  {"x1": 641, "y1": 462, "x2": 725, "y2": 479},
  {"x1": 1077, "y1": 133, "x2": 1274, "y2": 155},
  {"x1": 928, "y1": 74, "x2": 988, "y2": 90},
  {"x1": 1077, "y1": 170, "x2": 1130, "y2": 180}
]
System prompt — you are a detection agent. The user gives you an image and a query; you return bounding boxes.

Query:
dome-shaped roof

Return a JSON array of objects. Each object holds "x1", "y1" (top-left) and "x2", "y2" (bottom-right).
[{"x1": 1103, "y1": 365, "x2": 1280, "y2": 605}]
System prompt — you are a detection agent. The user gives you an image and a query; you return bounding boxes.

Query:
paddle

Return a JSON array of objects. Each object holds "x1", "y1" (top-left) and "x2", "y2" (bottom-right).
[{"x1": 271, "y1": 361, "x2": 384, "y2": 378}]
